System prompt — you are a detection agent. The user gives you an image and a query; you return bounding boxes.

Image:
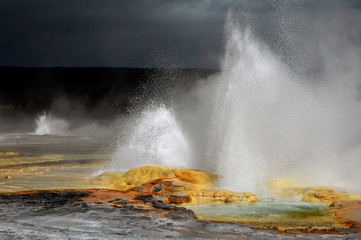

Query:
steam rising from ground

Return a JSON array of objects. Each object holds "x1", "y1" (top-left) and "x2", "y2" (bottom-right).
[{"x1": 109, "y1": 6, "x2": 361, "y2": 195}]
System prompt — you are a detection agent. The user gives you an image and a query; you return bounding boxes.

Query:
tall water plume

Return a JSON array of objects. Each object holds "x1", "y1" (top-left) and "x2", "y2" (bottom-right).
[{"x1": 205, "y1": 11, "x2": 361, "y2": 194}]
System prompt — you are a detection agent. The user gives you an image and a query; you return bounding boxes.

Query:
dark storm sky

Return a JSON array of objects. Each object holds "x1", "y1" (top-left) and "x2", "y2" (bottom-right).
[{"x1": 0, "y1": 0, "x2": 360, "y2": 68}]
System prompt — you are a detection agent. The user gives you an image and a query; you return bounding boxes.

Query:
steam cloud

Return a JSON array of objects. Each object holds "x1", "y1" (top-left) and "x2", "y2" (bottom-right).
[{"x1": 109, "y1": 3, "x2": 361, "y2": 195}]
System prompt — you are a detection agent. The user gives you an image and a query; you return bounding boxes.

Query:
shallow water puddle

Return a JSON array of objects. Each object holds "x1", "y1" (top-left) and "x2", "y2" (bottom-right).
[{"x1": 185, "y1": 201, "x2": 335, "y2": 230}]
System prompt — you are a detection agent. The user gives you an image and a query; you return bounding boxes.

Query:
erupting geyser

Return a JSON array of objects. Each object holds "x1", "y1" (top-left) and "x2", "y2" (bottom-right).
[
  {"x1": 110, "y1": 12, "x2": 361, "y2": 196},
  {"x1": 35, "y1": 113, "x2": 69, "y2": 136},
  {"x1": 110, "y1": 105, "x2": 192, "y2": 171}
]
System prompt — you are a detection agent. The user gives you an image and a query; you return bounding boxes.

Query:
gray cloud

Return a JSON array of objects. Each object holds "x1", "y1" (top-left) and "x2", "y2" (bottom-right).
[{"x1": 0, "y1": 0, "x2": 360, "y2": 68}]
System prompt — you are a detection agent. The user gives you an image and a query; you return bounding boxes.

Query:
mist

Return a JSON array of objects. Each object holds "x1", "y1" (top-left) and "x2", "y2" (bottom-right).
[
  {"x1": 1, "y1": 1, "x2": 360, "y2": 196},
  {"x1": 108, "y1": 2, "x2": 361, "y2": 195}
]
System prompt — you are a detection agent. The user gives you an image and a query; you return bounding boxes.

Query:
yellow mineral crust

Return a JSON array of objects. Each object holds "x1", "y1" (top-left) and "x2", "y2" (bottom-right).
[
  {"x1": 188, "y1": 190, "x2": 257, "y2": 204},
  {"x1": 0, "y1": 154, "x2": 63, "y2": 166},
  {"x1": 301, "y1": 188, "x2": 361, "y2": 203},
  {"x1": 89, "y1": 165, "x2": 257, "y2": 204},
  {"x1": 173, "y1": 168, "x2": 217, "y2": 185},
  {"x1": 266, "y1": 178, "x2": 361, "y2": 203},
  {"x1": 0, "y1": 152, "x2": 19, "y2": 157},
  {"x1": 89, "y1": 165, "x2": 217, "y2": 192},
  {"x1": 267, "y1": 178, "x2": 302, "y2": 192}
]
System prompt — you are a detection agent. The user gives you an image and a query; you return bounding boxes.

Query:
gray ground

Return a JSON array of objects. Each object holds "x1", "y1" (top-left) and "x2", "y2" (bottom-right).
[
  {"x1": 0, "y1": 134, "x2": 360, "y2": 239},
  {"x1": 0, "y1": 191, "x2": 360, "y2": 240}
]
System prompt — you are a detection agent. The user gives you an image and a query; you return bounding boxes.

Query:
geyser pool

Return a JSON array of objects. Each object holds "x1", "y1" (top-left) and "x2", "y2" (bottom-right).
[
  {"x1": 185, "y1": 201, "x2": 332, "y2": 229},
  {"x1": 109, "y1": 10, "x2": 361, "y2": 196}
]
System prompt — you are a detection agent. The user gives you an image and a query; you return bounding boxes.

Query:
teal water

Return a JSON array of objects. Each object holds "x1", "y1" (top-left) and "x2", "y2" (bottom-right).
[{"x1": 186, "y1": 201, "x2": 333, "y2": 228}]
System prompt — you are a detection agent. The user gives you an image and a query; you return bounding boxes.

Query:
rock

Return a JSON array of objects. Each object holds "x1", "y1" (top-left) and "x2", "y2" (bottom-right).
[
  {"x1": 153, "y1": 201, "x2": 186, "y2": 211},
  {"x1": 151, "y1": 185, "x2": 162, "y2": 192},
  {"x1": 165, "y1": 210, "x2": 197, "y2": 220},
  {"x1": 134, "y1": 194, "x2": 154, "y2": 203},
  {"x1": 168, "y1": 193, "x2": 192, "y2": 204},
  {"x1": 134, "y1": 186, "x2": 143, "y2": 191},
  {"x1": 135, "y1": 194, "x2": 187, "y2": 210},
  {"x1": 132, "y1": 178, "x2": 256, "y2": 204}
]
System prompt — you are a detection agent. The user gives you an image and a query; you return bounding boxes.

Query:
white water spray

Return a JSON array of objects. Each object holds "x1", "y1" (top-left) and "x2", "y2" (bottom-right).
[
  {"x1": 35, "y1": 113, "x2": 69, "y2": 135},
  {"x1": 110, "y1": 105, "x2": 192, "y2": 171},
  {"x1": 205, "y1": 16, "x2": 361, "y2": 194},
  {"x1": 110, "y1": 11, "x2": 361, "y2": 195}
]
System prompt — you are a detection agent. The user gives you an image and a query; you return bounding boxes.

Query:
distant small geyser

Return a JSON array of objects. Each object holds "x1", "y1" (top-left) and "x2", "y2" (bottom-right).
[{"x1": 35, "y1": 113, "x2": 69, "y2": 135}]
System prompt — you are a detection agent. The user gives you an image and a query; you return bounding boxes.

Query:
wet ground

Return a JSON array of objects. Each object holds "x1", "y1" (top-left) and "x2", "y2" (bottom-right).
[
  {"x1": 1, "y1": 190, "x2": 361, "y2": 240},
  {"x1": 0, "y1": 134, "x2": 360, "y2": 239},
  {"x1": 0, "y1": 133, "x2": 106, "y2": 192}
]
